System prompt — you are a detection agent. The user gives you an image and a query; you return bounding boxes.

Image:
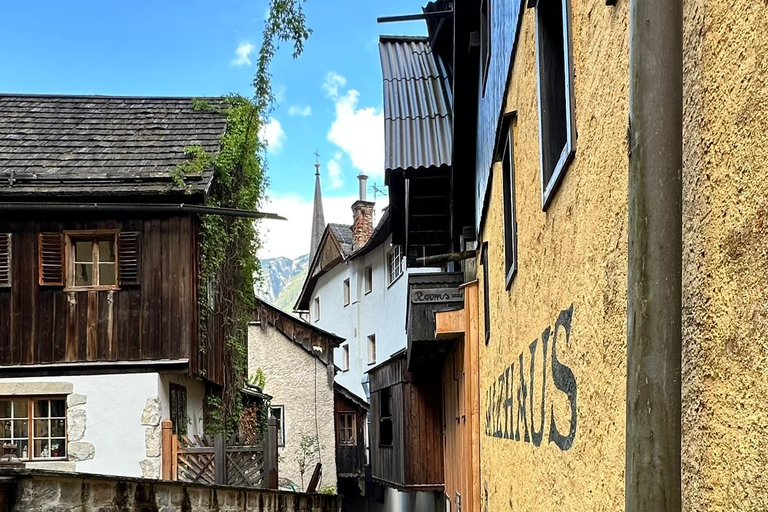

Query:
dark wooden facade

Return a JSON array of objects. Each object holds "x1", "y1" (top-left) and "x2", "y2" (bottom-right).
[
  {"x1": 334, "y1": 383, "x2": 367, "y2": 479},
  {"x1": 368, "y1": 352, "x2": 444, "y2": 492},
  {"x1": 0, "y1": 212, "x2": 217, "y2": 379}
]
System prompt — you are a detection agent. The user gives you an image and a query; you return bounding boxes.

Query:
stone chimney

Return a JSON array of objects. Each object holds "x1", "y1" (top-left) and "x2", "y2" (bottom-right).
[{"x1": 352, "y1": 173, "x2": 375, "y2": 251}]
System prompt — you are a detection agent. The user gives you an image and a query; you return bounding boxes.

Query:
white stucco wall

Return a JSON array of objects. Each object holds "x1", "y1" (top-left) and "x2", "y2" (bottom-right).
[
  {"x1": 1, "y1": 371, "x2": 206, "y2": 478},
  {"x1": 247, "y1": 323, "x2": 337, "y2": 492},
  {"x1": 310, "y1": 234, "x2": 433, "y2": 400}
]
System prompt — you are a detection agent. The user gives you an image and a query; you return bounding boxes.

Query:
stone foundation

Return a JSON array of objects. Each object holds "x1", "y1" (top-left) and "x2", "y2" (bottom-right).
[{"x1": 0, "y1": 469, "x2": 341, "y2": 511}]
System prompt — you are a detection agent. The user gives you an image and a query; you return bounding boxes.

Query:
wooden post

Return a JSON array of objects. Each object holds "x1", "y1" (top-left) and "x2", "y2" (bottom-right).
[
  {"x1": 171, "y1": 435, "x2": 179, "y2": 481},
  {"x1": 306, "y1": 462, "x2": 322, "y2": 493},
  {"x1": 161, "y1": 420, "x2": 173, "y2": 480},
  {"x1": 264, "y1": 417, "x2": 279, "y2": 489},
  {"x1": 214, "y1": 432, "x2": 226, "y2": 485}
]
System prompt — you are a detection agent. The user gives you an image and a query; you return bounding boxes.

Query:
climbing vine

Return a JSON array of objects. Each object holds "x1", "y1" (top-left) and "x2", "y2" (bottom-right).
[{"x1": 172, "y1": 0, "x2": 311, "y2": 435}]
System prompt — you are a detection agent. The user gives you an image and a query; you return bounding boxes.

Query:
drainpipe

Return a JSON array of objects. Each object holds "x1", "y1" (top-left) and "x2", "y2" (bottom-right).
[{"x1": 626, "y1": 0, "x2": 683, "y2": 510}]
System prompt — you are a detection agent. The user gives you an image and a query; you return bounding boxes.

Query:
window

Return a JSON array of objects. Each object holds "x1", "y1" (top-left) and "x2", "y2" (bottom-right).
[
  {"x1": 387, "y1": 246, "x2": 403, "y2": 286},
  {"x1": 340, "y1": 344, "x2": 350, "y2": 371},
  {"x1": 313, "y1": 296, "x2": 321, "y2": 322},
  {"x1": 338, "y1": 412, "x2": 356, "y2": 445},
  {"x1": 270, "y1": 406, "x2": 285, "y2": 447},
  {"x1": 0, "y1": 397, "x2": 67, "y2": 460},
  {"x1": 502, "y1": 122, "x2": 518, "y2": 289},
  {"x1": 480, "y1": 0, "x2": 492, "y2": 93},
  {"x1": 482, "y1": 242, "x2": 490, "y2": 345},
  {"x1": 535, "y1": 0, "x2": 576, "y2": 208},
  {"x1": 66, "y1": 231, "x2": 118, "y2": 289},
  {"x1": 368, "y1": 334, "x2": 376, "y2": 365},
  {"x1": 364, "y1": 266, "x2": 373, "y2": 294},
  {"x1": 343, "y1": 278, "x2": 351, "y2": 306},
  {"x1": 170, "y1": 383, "x2": 188, "y2": 436},
  {"x1": 0, "y1": 233, "x2": 10, "y2": 288},
  {"x1": 379, "y1": 388, "x2": 393, "y2": 446}
]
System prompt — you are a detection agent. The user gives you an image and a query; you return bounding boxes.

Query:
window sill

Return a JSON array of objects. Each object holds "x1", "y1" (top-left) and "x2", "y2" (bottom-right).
[
  {"x1": 386, "y1": 272, "x2": 404, "y2": 289},
  {"x1": 364, "y1": 289, "x2": 372, "y2": 295},
  {"x1": 367, "y1": 361, "x2": 376, "y2": 366},
  {"x1": 64, "y1": 285, "x2": 119, "y2": 292}
]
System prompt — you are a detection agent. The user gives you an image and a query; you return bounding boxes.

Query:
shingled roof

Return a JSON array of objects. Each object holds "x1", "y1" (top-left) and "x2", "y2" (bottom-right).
[
  {"x1": 0, "y1": 94, "x2": 228, "y2": 197},
  {"x1": 328, "y1": 223, "x2": 354, "y2": 256}
]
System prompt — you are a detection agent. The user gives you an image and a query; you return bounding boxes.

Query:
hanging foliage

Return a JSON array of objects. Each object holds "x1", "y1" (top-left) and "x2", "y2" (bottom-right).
[{"x1": 172, "y1": 0, "x2": 311, "y2": 435}]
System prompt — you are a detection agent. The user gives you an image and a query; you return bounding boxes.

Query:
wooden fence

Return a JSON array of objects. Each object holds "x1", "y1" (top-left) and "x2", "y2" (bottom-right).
[{"x1": 161, "y1": 418, "x2": 278, "y2": 489}]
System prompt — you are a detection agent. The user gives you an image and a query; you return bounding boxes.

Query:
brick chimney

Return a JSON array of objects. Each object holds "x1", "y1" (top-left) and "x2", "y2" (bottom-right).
[{"x1": 352, "y1": 173, "x2": 375, "y2": 251}]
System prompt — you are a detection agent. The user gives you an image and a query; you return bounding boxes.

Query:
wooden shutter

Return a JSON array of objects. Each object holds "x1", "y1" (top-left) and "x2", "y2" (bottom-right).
[
  {"x1": 0, "y1": 233, "x2": 11, "y2": 288},
  {"x1": 118, "y1": 231, "x2": 141, "y2": 286},
  {"x1": 38, "y1": 232, "x2": 64, "y2": 286}
]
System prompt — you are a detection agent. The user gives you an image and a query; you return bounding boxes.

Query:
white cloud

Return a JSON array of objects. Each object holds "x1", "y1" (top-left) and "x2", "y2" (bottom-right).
[
  {"x1": 322, "y1": 72, "x2": 347, "y2": 99},
  {"x1": 258, "y1": 117, "x2": 286, "y2": 154},
  {"x1": 327, "y1": 151, "x2": 344, "y2": 189},
  {"x1": 274, "y1": 85, "x2": 287, "y2": 104},
  {"x1": 231, "y1": 42, "x2": 254, "y2": 66},
  {"x1": 323, "y1": 72, "x2": 385, "y2": 181},
  {"x1": 258, "y1": 193, "x2": 389, "y2": 259},
  {"x1": 288, "y1": 105, "x2": 312, "y2": 117}
]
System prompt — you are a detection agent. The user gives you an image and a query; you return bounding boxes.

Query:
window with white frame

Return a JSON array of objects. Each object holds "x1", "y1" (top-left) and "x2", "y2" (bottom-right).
[
  {"x1": 313, "y1": 296, "x2": 321, "y2": 322},
  {"x1": 387, "y1": 246, "x2": 403, "y2": 286},
  {"x1": 270, "y1": 405, "x2": 285, "y2": 447},
  {"x1": 364, "y1": 266, "x2": 373, "y2": 294},
  {"x1": 0, "y1": 397, "x2": 67, "y2": 460},
  {"x1": 343, "y1": 278, "x2": 351, "y2": 306},
  {"x1": 535, "y1": 0, "x2": 576, "y2": 208},
  {"x1": 368, "y1": 334, "x2": 376, "y2": 365},
  {"x1": 340, "y1": 344, "x2": 350, "y2": 371}
]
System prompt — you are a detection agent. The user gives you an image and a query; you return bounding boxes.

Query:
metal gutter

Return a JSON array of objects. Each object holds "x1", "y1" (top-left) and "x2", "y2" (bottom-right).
[
  {"x1": 0, "y1": 202, "x2": 286, "y2": 220},
  {"x1": 626, "y1": 0, "x2": 683, "y2": 509}
]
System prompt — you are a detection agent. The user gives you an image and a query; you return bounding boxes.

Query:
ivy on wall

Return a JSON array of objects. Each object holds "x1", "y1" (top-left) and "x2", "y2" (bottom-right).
[{"x1": 172, "y1": 0, "x2": 311, "y2": 435}]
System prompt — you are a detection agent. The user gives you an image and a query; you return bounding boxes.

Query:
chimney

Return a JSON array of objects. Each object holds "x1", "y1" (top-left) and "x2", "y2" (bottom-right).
[{"x1": 352, "y1": 173, "x2": 375, "y2": 251}]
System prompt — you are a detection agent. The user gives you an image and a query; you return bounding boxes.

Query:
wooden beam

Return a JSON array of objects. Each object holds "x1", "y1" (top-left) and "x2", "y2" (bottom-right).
[
  {"x1": 435, "y1": 309, "x2": 465, "y2": 340},
  {"x1": 161, "y1": 420, "x2": 173, "y2": 480}
]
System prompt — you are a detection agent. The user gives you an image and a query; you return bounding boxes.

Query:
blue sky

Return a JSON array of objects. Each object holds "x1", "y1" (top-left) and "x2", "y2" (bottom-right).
[{"x1": 0, "y1": 0, "x2": 427, "y2": 258}]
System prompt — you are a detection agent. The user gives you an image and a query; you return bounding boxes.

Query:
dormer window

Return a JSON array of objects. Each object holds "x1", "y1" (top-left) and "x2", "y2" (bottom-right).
[{"x1": 66, "y1": 231, "x2": 118, "y2": 290}]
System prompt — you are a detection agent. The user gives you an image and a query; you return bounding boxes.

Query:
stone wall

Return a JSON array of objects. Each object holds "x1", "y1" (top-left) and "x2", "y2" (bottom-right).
[{"x1": 0, "y1": 469, "x2": 341, "y2": 512}]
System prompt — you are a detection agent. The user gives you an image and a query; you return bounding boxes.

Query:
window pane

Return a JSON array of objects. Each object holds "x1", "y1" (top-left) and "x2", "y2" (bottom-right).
[
  {"x1": 34, "y1": 439, "x2": 50, "y2": 458},
  {"x1": 1, "y1": 420, "x2": 10, "y2": 438},
  {"x1": 51, "y1": 419, "x2": 65, "y2": 437},
  {"x1": 50, "y1": 400, "x2": 65, "y2": 418},
  {"x1": 12, "y1": 400, "x2": 28, "y2": 418},
  {"x1": 99, "y1": 263, "x2": 116, "y2": 285},
  {"x1": 34, "y1": 419, "x2": 48, "y2": 437},
  {"x1": 0, "y1": 401, "x2": 11, "y2": 418},
  {"x1": 50, "y1": 439, "x2": 66, "y2": 457},
  {"x1": 75, "y1": 241, "x2": 93, "y2": 262},
  {"x1": 35, "y1": 400, "x2": 49, "y2": 418},
  {"x1": 14, "y1": 419, "x2": 28, "y2": 437},
  {"x1": 99, "y1": 240, "x2": 115, "y2": 262},
  {"x1": 17, "y1": 439, "x2": 28, "y2": 459},
  {"x1": 75, "y1": 263, "x2": 93, "y2": 286}
]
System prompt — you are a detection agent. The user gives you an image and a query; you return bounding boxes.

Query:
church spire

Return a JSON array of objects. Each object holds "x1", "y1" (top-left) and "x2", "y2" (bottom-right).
[{"x1": 309, "y1": 151, "x2": 326, "y2": 262}]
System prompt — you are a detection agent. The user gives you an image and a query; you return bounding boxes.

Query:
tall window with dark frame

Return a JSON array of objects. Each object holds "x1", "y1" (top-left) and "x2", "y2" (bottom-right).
[
  {"x1": 169, "y1": 383, "x2": 188, "y2": 435},
  {"x1": 502, "y1": 123, "x2": 518, "y2": 289},
  {"x1": 378, "y1": 387, "x2": 393, "y2": 446},
  {"x1": 270, "y1": 406, "x2": 285, "y2": 447},
  {"x1": 337, "y1": 412, "x2": 356, "y2": 445},
  {"x1": 480, "y1": 0, "x2": 492, "y2": 93},
  {"x1": 482, "y1": 242, "x2": 490, "y2": 345},
  {"x1": 535, "y1": 0, "x2": 576, "y2": 208}
]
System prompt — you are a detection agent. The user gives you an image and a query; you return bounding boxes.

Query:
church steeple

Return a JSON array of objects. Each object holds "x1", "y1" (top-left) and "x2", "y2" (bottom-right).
[{"x1": 309, "y1": 152, "x2": 326, "y2": 262}]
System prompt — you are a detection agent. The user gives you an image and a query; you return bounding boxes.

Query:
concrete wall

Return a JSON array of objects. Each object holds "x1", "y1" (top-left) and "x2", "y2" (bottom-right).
[
  {"x1": 477, "y1": 0, "x2": 630, "y2": 510},
  {"x1": 0, "y1": 372, "x2": 205, "y2": 479},
  {"x1": 247, "y1": 324, "x2": 337, "y2": 492},
  {"x1": 681, "y1": 0, "x2": 768, "y2": 509},
  {"x1": 0, "y1": 469, "x2": 341, "y2": 512}
]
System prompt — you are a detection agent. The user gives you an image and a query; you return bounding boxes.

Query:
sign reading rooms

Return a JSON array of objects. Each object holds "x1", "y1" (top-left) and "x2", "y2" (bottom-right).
[{"x1": 484, "y1": 304, "x2": 577, "y2": 451}]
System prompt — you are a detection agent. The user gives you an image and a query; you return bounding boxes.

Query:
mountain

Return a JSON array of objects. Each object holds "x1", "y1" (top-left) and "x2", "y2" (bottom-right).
[{"x1": 257, "y1": 254, "x2": 309, "y2": 309}]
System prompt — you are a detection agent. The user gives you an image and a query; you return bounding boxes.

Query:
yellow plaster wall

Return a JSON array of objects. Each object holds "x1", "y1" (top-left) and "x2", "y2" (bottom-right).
[
  {"x1": 682, "y1": 1, "x2": 768, "y2": 510},
  {"x1": 478, "y1": 0, "x2": 629, "y2": 510}
]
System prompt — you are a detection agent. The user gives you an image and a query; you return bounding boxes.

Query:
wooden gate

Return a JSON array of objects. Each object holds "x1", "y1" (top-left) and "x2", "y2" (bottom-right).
[{"x1": 161, "y1": 418, "x2": 278, "y2": 489}]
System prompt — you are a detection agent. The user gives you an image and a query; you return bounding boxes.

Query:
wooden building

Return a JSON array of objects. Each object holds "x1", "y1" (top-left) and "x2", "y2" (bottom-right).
[
  {"x1": 0, "y1": 94, "x2": 268, "y2": 478},
  {"x1": 368, "y1": 350, "x2": 443, "y2": 493}
]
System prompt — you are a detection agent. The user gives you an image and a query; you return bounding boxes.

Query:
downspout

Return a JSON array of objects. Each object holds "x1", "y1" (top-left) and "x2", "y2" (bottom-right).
[{"x1": 626, "y1": 0, "x2": 683, "y2": 510}]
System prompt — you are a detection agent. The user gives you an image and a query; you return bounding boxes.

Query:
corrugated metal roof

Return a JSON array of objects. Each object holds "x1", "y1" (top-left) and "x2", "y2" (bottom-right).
[{"x1": 379, "y1": 36, "x2": 452, "y2": 174}]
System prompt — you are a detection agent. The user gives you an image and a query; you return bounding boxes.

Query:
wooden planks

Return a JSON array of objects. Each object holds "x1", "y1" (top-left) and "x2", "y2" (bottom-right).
[{"x1": 0, "y1": 214, "x2": 200, "y2": 372}]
